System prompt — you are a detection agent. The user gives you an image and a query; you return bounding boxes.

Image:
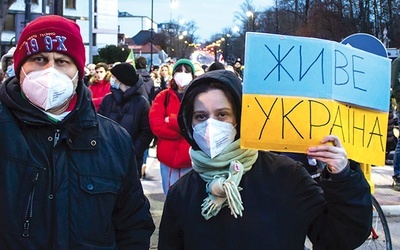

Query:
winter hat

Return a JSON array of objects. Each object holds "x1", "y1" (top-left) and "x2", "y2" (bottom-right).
[
  {"x1": 14, "y1": 15, "x2": 85, "y2": 80},
  {"x1": 1, "y1": 47, "x2": 15, "y2": 71},
  {"x1": 110, "y1": 63, "x2": 139, "y2": 86},
  {"x1": 172, "y1": 59, "x2": 195, "y2": 75},
  {"x1": 207, "y1": 61, "x2": 225, "y2": 72}
]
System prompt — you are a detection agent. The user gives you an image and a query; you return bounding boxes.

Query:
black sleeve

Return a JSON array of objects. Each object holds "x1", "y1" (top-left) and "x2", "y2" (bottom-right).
[{"x1": 309, "y1": 160, "x2": 372, "y2": 249}]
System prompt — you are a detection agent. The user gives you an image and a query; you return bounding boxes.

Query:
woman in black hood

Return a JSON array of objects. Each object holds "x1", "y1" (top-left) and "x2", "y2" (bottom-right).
[{"x1": 158, "y1": 69, "x2": 372, "y2": 249}]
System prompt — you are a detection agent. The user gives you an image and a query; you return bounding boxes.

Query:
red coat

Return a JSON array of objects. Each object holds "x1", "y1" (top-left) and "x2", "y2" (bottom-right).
[
  {"x1": 89, "y1": 79, "x2": 111, "y2": 110},
  {"x1": 149, "y1": 88, "x2": 191, "y2": 169}
]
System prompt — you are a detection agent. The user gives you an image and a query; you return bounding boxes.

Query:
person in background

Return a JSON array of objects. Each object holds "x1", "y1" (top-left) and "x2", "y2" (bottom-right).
[
  {"x1": 233, "y1": 58, "x2": 244, "y2": 79},
  {"x1": 158, "y1": 63, "x2": 172, "y2": 90},
  {"x1": 0, "y1": 70, "x2": 5, "y2": 86},
  {"x1": 149, "y1": 59, "x2": 195, "y2": 195},
  {"x1": 1, "y1": 47, "x2": 16, "y2": 81},
  {"x1": 158, "y1": 69, "x2": 372, "y2": 249},
  {"x1": 98, "y1": 63, "x2": 153, "y2": 178},
  {"x1": 0, "y1": 15, "x2": 154, "y2": 248},
  {"x1": 150, "y1": 64, "x2": 159, "y2": 75},
  {"x1": 135, "y1": 56, "x2": 154, "y2": 103},
  {"x1": 88, "y1": 62, "x2": 111, "y2": 110},
  {"x1": 147, "y1": 63, "x2": 174, "y2": 150},
  {"x1": 207, "y1": 61, "x2": 225, "y2": 72},
  {"x1": 150, "y1": 69, "x2": 161, "y2": 92},
  {"x1": 83, "y1": 63, "x2": 95, "y2": 86},
  {"x1": 225, "y1": 64, "x2": 242, "y2": 80},
  {"x1": 135, "y1": 57, "x2": 155, "y2": 178},
  {"x1": 391, "y1": 56, "x2": 400, "y2": 190},
  {"x1": 193, "y1": 61, "x2": 205, "y2": 78}
]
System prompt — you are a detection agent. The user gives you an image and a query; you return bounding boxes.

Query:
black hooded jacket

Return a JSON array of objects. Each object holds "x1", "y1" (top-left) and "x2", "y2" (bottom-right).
[
  {"x1": 159, "y1": 70, "x2": 372, "y2": 249},
  {"x1": 0, "y1": 77, "x2": 155, "y2": 249},
  {"x1": 98, "y1": 78, "x2": 154, "y2": 162}
]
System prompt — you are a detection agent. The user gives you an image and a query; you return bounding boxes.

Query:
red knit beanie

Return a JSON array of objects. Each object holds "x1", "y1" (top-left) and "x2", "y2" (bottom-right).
[{"x1": 14, "y1": 15, "x2": 85, "y2": 80}]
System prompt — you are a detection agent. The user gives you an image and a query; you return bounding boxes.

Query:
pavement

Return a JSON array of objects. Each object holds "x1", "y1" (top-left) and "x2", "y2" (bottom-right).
[
  {"x1": 141, "y1": 148, "x2": 400, "y2": 248},
  {"x1": 370, "y1": 164, "x2": 400, "y2": 215}
]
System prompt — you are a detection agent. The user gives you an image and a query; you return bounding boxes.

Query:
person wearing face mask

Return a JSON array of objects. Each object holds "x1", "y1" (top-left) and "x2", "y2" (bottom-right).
[
  {"x1": 0, "y1": 15, "x2": 154, "y2": 248},
  {"x1": 98, "y1": 63, "x2": 153, "y2": 178},
  {"x1": 149, "y1": 58, "x2": 195, "y2": 195},
  {"x1": 1, "y1": 47, "x2": 16, "y2": 82},
  {"x1": 158, "y1": 70, "x2": 372, "y2": 249}
]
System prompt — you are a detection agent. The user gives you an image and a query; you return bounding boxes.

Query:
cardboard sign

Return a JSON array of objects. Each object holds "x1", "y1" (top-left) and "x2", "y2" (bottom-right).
[
  {"x1": 243, "y1": 33, "x2": 391, "y2": 112},
  {"x1": 241, "y1": 33, "x2": 391, "y2": 165}
]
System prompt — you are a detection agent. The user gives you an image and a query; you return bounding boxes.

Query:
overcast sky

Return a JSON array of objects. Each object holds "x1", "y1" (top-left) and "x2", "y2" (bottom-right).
[{"x1": 118, "y1": 0, "x2": 274, "y2": 42}]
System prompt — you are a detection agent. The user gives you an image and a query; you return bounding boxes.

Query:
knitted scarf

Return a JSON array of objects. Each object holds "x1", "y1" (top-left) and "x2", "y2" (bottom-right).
[{"x1": 190, "y1": 139, "x2": 258, "y2": 220}]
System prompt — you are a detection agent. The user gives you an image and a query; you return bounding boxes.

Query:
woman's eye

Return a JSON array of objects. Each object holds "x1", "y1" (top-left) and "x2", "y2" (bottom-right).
[{"x1": 194, "y1": 114, "x2": 207, "y2": 120}]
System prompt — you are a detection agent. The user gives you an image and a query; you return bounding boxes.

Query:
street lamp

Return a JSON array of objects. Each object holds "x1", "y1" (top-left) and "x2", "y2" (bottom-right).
[
  {"x1": 246, "y1": 11, "x2": 254, "y2": 32},
  {"x1": 178, "y1": 31, "x2": 187, "y2": 58},
  {"x1": 24, "y1": 0, "x2": 32, "y2": 26},
  {"x1": 168, "y1": 0, "x2": 179, "y2": 57},
  {"x1": 150, "y1": 0, "x2": 154, "y2": 68},
  {"x1": 170, "y1": 0, "x2": 179, "y2": 9}
]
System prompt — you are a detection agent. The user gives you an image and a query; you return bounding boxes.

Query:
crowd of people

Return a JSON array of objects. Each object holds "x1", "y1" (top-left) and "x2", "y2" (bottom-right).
[{"x1": 0, "y1": 15, "x2": 373, "y2": 249}]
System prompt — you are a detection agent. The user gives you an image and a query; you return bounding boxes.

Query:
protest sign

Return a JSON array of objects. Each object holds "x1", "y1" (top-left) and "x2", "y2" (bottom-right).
[{"x1": 241, "y1": 33, "x2": 391, "y2": 165}]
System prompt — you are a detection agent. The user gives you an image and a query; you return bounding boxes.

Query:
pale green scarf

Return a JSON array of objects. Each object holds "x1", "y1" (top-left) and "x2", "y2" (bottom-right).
[{"x1": 190, "y1": 139, "x2": 259, "y2": 220}]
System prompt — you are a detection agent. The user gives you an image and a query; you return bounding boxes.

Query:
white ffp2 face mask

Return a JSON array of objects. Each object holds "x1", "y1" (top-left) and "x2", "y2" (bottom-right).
[
  {"x1": 174, "y1": 72, "x2": 193, "y2": 88},
  {"x1": 193, "y1": 118, "x2": 237, "y2": 158},
  {"x1": 21, "y1": 67, "x2": 76, "y2": 111}
]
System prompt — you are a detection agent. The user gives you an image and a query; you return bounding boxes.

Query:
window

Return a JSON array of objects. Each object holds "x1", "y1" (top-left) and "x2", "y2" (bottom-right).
[
  {"x1": 66, "y1": 0, "x2": 76, "y2": 9},
  {"x1": 92, "y1": 33, "x2": 97, "y2": 46},
  {"x1": 94, "y1": 15, "x2": 97, "y2": 29}
]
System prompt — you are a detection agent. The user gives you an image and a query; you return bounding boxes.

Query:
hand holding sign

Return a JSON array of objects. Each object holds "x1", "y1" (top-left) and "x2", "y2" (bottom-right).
[{"x1": 307, "y1": 135, "x2": 349, "y2": 173}]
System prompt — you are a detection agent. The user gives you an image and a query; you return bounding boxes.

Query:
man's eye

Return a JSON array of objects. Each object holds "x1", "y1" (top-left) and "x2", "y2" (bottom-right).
[
  {"x1": 56, "y1": 59, "x2": 68, "y2": 64},
  {"x1": 32, "y1": 57, "x2": 44, "y2": 62}
]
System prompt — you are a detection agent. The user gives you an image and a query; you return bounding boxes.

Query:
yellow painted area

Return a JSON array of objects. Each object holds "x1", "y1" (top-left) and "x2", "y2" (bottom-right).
[
  {"x1": 359, "y1": 163, "x2": 374, "y2": 193},
  {"x1": 241, "y1": 94, "x2": 389, "y2": 166}
]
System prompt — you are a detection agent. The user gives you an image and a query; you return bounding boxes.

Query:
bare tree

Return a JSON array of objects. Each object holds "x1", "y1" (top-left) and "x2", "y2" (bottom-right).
[{"x1": 158, "y1": 19, "x2": 198, "y2": 59}]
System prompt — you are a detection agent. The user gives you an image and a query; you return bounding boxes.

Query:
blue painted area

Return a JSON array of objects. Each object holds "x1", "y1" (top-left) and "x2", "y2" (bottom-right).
[{"x1": 243, "y1": 32, "x2": 391, "y2": 112}]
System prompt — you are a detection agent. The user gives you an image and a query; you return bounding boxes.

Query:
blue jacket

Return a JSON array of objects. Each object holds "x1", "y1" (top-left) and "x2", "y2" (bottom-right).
[{"x1": 0, "y1": 77, "x2": 155, "y2": 249}]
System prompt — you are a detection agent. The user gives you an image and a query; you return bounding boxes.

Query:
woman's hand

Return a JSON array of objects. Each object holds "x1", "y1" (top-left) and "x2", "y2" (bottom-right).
[{"x1": 307, "y1": 135, "x2": 348, "y2": 173}]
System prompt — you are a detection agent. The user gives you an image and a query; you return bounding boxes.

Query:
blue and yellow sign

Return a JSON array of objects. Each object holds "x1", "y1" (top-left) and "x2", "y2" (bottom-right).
[{"x1": 241, "y1": 33, "x2": 391, "y2": 165}]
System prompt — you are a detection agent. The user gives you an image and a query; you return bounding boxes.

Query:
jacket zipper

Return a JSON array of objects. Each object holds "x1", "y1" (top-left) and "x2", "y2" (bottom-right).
[
  {"x1": 50, "y1": 129, "x2": 59, "y2": 248},
  {"x1": 23, "y1": 171, "x2": 40, "y2": 237},
  {"x1": 53, "y1": 129, "x2": 60, "y2": 147}
]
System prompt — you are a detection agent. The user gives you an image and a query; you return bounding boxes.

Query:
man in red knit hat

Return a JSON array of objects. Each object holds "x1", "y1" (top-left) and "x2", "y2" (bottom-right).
[{"x1": 0, "y1": 15, "x2": 154, "y2": 248}]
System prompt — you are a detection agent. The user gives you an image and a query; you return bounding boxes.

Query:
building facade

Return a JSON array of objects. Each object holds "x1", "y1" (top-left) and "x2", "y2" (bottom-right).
[{"x1": 3, "y1": 0, "x2": 119, "y2": 64}]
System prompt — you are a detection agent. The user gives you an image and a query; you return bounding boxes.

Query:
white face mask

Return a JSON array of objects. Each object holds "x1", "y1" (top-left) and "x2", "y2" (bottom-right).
[
  {"x1": 21, "y1": 67, "x2": 77, "y2": 111},
  {"x1": 193, "y1": 118, "x2": 237, "y2": 158},
  {"x1": 110, "y1": 77, "x2": 120, "y2": 89},
  {"x1": 174, "y1": 72, "x2": 193, "y2": 88}
]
